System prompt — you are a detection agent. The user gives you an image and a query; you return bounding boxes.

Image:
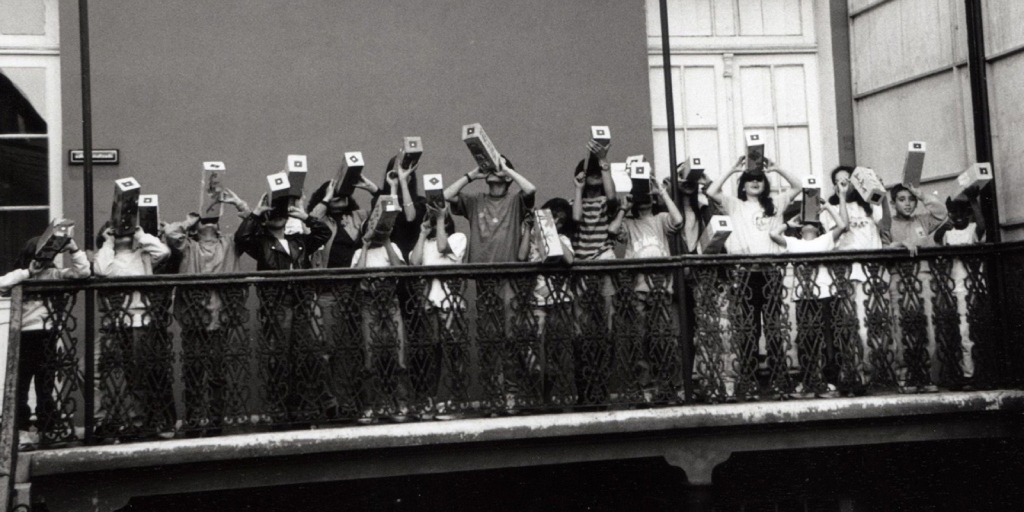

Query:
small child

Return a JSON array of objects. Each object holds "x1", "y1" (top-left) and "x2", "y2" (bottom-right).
[
  {"x1": 770, "y1": 197, "x2": 849, "y2": 397},
  {"x1": 518, "y1": 198, "x2": 575, "y2": 405},
  {"x1": 888, "y1": 184, "x2": 948, "y2": 254},
  {"x1": 0, "y1": 231, "x2": 90, "y2": 445},
  {"x1": 933, "y1": 186, "x2": 987, "y2": 383}
]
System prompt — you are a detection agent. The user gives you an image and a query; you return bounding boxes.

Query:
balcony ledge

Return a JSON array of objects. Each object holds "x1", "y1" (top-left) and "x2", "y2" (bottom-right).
[{"x1": 28, "y1": 390, "x2": 1024, "y2": 477}]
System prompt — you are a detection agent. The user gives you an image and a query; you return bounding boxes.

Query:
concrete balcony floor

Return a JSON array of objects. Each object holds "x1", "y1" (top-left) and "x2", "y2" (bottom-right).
[{"x1": 20, "y1": 390, "x2": 1024, "y2": 512}]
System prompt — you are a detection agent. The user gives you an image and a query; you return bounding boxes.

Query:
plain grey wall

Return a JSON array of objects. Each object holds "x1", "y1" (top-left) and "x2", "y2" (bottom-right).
[{"x1": 59, "y1": 0, "x2": 654, "y2": 251}]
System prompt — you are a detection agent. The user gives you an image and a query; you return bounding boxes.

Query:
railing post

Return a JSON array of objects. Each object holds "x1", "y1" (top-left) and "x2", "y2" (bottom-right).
[
  {"x1": 0, "y1": 287, "x2": 25, "y2": 511},
  {"x1": 79, "y1": 0, "x2": 97, "y2": 443},
  {"x1": 658, "y1": 0, "x2": 693, "y2": 404}
]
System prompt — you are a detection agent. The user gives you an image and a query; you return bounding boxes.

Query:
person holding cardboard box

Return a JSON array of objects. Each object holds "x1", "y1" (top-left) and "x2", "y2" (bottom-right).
[
  {"x1": 410, "y1": 202, "x2": 468, "y2": 418},
  {"x1": 352, "y1": 202, "x2": 410, "y2": 422},
  {"x1": 235, "y1": 196, "x2": 332, "y2": 423},
  {"x1": 572, "y1": 142, "x2": 617, "y2": 261},
  {"x1": 607, "y1": 175, "x2": 683, "y2": 401},
  {"x1": 770, "y1": 196, "x2": 850, "y2": 397},
  {"x1": 887, "y1": 184, "x2": 948, "y2": 254},
  {"x1": 93, "y1": 219, "x2": 173, "y2": 437},
  {"x1": 307, "y1": 174, "x2": 378, "y2": 269},
  {"x1": 823, "y1": 166, "x2": 885, "y2": 252},
  {"x1": 372, "y1": 155, "x2": 427, "y2": 259},
  {"x1": 162, "y1": 188, "x2": 251, "y2": 435},
  {"x1": 236, "y1": 197, "x2": 331, "y2": 271},
  {"x1": 444, "y1": 155, "x2": 536, "y2": 263},
  {"x1": 933, "y1": 187, "x2": 986, "y2": 385},
  {"x1": 705, "y1": 156, "x2": 801, "y2": 255},
  {"x1": 674, "y1": 159, "x2": 719, "y2": 254},
  {"x1": 306, "y1": 175, "x2": 379, "y2": 420},
  {"x1": 1, "y1": 230, "x2": 90, "y2": 447},
  {"x1": 517, "y1": 199, "x2": 576, "y2": 406},
  {"x1": 705, "y1": 156, "x2": 801, "y2": 399}
]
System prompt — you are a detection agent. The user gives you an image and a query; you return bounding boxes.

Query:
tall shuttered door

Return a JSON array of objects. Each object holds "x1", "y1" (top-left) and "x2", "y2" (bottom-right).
[
  {"x1": 646, "y1": 0, "x2": 825, "y2": 194},
  {"x1": 0, "y1": 0, "x2": 61, "y2": 273}
]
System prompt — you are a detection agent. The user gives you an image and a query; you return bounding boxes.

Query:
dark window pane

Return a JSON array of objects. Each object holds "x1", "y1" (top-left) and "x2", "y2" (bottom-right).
[
  {"x1": 0, "y1": 210, "x2": 49, "y2": 275},
  {"x1": 0, "y1": 138, "x2": 48, "y2": 206},
  {"x1": 0, "y1": 71, "x2": 47, "y2": 135}
]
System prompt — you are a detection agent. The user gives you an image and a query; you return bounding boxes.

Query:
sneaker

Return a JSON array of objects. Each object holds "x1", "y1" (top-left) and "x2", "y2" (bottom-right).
[
  {"x1": 814, "y1": 384, "x2": 840, "y2": 399},
  {"x1": 17, "y1": 430, "x2": 38, "y2": 451}
]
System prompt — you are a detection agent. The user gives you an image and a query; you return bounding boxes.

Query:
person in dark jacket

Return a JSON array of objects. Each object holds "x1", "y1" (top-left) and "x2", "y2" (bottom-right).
[
  {"x1": 235, "y1": 198, "x2": 335, "y2": 423},
  {"x1": 235, "y1": 199, "x2": 331, "y2": 271}
]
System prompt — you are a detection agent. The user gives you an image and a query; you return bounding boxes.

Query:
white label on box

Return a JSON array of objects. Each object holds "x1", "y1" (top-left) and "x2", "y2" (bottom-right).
[
  {"x1": 344, "y1": 151, "x2": 364, "y2": 168},
  {"x1": 534, "y1": 208, "x2": 565, "y2": 262},
  {"x1": 423, "y1": 174, "x2": 443, "y2": 192},
  {"x1": 630, "y1": 162, "x2": 650, "y2": 180},
  {"x1": 140, "y1": 194, "x2": 158, "y2": 206},
  {"x1": 625, "y1": 155, "x2": 644, "y2": 168},
  {"x1": 268, "y1": 172, "x2": 290, "y2": 192},
  {"x1": 957, "y1": 163, "x2": 993, "y2": 189},
  {"x1": 851, "y1": 166, "x2": 886, "y2": 204},
  {"x1": 746, "y1": 132, "x2": 764, "y2": 146},
  {"x1": 115, "y1": 177, "x2": 140, "y2": 191},
  {"x1": 909, "y1": 141, "x2": 926, "y2": 152},
  {"x1": 690, "y1": 157, "x2": 704, "y2": 171},
  {"x1": 802, "y1": 176, "x2": 820, "y2": 189},
  {"x1": 287, "y1": 155, "x2": 307, "y2": 172},
  {"x1": 611, "y1": 163, "x2": 631, "y2": 193},
  {"x1": 591, "y1": 125, "x2": 610, "y2": 143},
  {"x1": 699, "y1": 215, "x2": 732, "y2": 254},
  {"x1": 203, "y1": 161, "x2": 226, "y2": 172}
]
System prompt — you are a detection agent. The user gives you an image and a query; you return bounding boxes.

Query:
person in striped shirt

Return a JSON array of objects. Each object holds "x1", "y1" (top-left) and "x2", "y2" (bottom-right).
[
  {"x1": 571, "y1": 141, "x2": 617, "y2": 261},
  {"x1": 570, "y1": 141, "x2": 618, "y2": 406}
]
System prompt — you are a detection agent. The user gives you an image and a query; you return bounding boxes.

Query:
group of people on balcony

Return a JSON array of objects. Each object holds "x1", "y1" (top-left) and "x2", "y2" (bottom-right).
[{"x1": 1, "y1": 128, "x2": 989, "y2": 443}]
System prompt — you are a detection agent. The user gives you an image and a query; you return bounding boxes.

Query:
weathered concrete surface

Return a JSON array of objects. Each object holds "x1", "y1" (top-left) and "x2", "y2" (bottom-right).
[
  {"x1": 24, "y1": 391, "x2": 1024, "y2": 512},
  {"x1": 29, "y1": 390, "x2": 1024, "y2": 476}
]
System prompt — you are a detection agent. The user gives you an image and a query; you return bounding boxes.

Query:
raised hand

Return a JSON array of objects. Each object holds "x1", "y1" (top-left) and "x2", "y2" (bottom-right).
[
  {"x1": 287, "y1": 205, "x2": 309, "y2": 221},
  {"x1": 587, "y1": 140, "x2": 610, "y2": 161},
  {"x1": 574, "y1": 171, "x2": 586, "y2": 190}
]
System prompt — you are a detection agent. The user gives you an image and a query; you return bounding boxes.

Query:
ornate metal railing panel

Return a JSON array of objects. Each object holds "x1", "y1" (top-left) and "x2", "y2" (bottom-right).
[{"x1": 5, "y1": 242, "x2": 1020, "y2": 448}]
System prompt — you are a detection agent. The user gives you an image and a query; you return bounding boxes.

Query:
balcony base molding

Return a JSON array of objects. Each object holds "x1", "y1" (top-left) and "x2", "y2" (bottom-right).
[{"x1": 25, "y1": 390, "x2": 1024, "y2": 512}]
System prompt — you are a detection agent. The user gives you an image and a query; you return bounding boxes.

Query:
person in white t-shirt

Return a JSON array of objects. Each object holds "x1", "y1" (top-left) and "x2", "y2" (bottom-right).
[
  {"x1": 410, "y1": 202, "x2": 468, "y2": 415},
  {"x1": 820, "y1": 165, "x2": 885, "y2": 394},
  {"x1": 770, "y1": 196, "x2": 849, "y2": 397},
  {"x1": 352, "y1": 221, "x2": 408, "y2": 419},
  {"x1": 705, "y1": 155, "x2": 802, "y2": 398}
]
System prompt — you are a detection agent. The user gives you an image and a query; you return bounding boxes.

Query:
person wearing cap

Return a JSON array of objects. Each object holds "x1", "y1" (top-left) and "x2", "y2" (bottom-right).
[
  {"x1": 162, "y1": 188, "x2": 250, "y2": 436},
  {"x1": 0, "y1": 233, "x2": 90, "y2": 447}
]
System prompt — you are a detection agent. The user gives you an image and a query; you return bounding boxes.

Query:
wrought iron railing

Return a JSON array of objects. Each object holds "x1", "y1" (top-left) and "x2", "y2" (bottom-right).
[{"x1": 4, "y1": 242, "x2": 1023, "y2": 449}]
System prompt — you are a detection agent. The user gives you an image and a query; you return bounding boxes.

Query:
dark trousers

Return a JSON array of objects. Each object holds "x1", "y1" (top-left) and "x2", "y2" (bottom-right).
[
  {"x1": 17, "y1": 330, "x2": 56, "y2": 432},
  {"x1": 181, "y1": 328, "x2": 227, "y2": 428}
]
